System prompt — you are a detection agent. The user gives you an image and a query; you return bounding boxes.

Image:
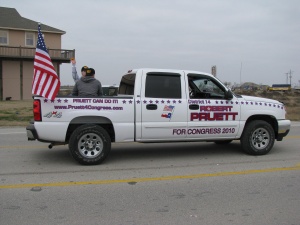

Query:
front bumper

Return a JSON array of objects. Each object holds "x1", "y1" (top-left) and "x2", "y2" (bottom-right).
[{"x1": 277, "y1": 119, "x2": 291, "y2": 141}]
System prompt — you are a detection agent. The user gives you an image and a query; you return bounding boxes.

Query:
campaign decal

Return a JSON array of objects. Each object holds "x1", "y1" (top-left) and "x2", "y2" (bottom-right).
[
  {"x1": 190, "y1": 105, "x2": 238, "y2": 121},
  {"x1": 161, "y1": 105, "x2": 175, "y2": 120}
]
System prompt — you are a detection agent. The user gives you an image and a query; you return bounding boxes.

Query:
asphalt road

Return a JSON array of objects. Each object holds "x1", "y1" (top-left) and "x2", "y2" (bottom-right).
[{"x1": 0, "y1": 123, "x2": 300, "y2": 225}]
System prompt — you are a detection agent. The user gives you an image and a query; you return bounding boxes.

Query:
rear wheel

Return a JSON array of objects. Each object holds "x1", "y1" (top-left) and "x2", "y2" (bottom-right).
[
  {"x1": 69, "y1": 124, "x2": 111, "y2": 165},
  {"x1": 241, "y1": 120, "x2": 275, "y2": 155}
]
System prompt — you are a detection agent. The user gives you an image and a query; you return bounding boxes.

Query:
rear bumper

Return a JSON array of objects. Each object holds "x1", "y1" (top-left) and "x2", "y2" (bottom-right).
[
  {"x1": 26, "y1": 123, "x2": 38, "y2": 141},
  {"x1": 277, "y1": 119, "x2": 291, "y2": 141}
]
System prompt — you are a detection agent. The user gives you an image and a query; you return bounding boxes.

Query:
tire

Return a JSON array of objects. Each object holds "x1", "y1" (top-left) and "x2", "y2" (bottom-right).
[
  {"x1": 69, "y1": 124, "x2": 111, "y2": 165},
  {"x1": 241, "y1": 120, "x2": 275, "y2": 155},
  {"x1": 214, "y1": 140, "x2": 233, "y2": 145}
]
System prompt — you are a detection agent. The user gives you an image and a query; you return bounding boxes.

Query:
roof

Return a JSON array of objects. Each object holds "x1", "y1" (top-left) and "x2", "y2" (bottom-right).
[
  {"x1": 0, "y1": 7, "x2": 65, "y2": 34},
  {"x1": 127, "y1": 68, "x2": 212, "y2": 76}
]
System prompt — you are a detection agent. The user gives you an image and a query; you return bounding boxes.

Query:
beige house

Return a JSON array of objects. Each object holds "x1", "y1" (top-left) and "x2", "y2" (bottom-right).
[{"x1": 0, "y1": 7, "x2": 75, "y2": 100}]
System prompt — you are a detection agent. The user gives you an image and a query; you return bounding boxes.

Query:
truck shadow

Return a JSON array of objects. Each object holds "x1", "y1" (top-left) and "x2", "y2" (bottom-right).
[{"x1": 107, "y1": 141, "x2": 244, "y2": 163}]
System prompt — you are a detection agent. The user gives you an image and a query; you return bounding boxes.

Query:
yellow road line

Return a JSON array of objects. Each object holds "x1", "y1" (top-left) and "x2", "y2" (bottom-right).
[
  {"x1": 1, "y1": 164, "x2": 299, "y2": 189},
  {"x1": 285, "y1": 135, "x2": 300, "y2": 139}
]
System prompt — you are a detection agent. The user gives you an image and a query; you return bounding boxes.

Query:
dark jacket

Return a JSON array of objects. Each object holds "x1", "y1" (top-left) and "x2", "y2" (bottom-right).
[{"x1": 72, "y1": 76, "x2": 103, "y2": 97}]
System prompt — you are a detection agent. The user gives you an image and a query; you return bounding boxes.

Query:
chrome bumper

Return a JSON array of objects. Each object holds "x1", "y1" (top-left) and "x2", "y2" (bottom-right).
[{"x1": 277, "y1": 119, "x2": 291, "y2": 141}]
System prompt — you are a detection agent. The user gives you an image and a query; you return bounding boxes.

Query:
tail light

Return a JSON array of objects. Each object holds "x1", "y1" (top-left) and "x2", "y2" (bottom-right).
[{"x1": 33, "y1": 99, "x2": 42, "y2": 121}]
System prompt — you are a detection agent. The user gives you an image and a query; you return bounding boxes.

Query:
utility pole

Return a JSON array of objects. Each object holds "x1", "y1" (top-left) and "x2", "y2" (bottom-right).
[
  {"x1": 289, "y1": 70, "x2": 293, "y2": 85},
  {"x1": 285, "y1": 73, "x2": 289, "y2": 84},
  {"x1": 239, "y1": 62, "x2": 242, "y2": 84}
]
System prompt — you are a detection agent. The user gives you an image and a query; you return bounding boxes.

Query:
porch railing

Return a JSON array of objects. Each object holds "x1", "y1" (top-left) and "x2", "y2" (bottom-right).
[{"x1": 0, "y1": 46, "x2": 75, "y2": 61}]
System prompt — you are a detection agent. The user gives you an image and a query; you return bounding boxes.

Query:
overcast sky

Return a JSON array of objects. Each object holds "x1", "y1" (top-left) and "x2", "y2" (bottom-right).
[{"x1": 2, "y1": 0, "x2": 300, "y2": 86}]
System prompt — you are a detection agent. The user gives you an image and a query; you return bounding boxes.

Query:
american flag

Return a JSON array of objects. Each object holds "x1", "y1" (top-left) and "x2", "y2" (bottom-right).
[
  {"x1": 163, "y1": 105, "x2": 174, "y2": 112},
  {"x1": 32, "y1": 24, "x2": 60, "y2": 100}
]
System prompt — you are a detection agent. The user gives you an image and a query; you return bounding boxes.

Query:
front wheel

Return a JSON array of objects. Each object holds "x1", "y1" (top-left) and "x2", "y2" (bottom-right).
[
  {"x1": 69, "y1": 124, "x2": 111, "y2": 165},
  {"x1": 241, "y1": 120, "x2": 275, "y2": 155}
]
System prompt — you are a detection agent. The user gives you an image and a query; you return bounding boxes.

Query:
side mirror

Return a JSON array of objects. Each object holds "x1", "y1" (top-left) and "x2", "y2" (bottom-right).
[{"x1": 225, "y1": 90, "x2": 233, "y2": 100}]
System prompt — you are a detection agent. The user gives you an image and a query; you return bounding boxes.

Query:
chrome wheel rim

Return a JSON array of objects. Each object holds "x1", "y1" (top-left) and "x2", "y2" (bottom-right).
[
  {"x1": 78, "y1": 133, "x2": 103, "y2": 158},
  {"x1": 251, "y1": 128, "x2": 270, "y2": 150}
]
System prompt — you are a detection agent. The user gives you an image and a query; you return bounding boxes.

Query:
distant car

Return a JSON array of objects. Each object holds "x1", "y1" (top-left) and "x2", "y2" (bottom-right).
[{"x1": 102, "y1": 85, "x2": 119, "y2": 96}]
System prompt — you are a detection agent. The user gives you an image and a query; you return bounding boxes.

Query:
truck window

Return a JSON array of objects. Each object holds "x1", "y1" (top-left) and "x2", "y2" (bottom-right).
[
  {"x1": 145, "y1": 73, "x2": 181, "y2": 98},
  {"x1": 119, "y1": 73, "x2": 136, "y2": 95},
  {"x1": 188, "y1": 75, "x2": 226, "y2": 99}
]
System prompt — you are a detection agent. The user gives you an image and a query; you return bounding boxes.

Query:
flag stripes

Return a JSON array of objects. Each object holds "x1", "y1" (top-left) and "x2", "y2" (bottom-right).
[{"x1": 31, "y1": 24, "x2": 60, "y2": 100}]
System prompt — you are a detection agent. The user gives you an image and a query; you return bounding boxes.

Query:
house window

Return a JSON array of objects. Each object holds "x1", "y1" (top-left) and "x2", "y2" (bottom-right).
[
  {"x1": 0, "y1": 30, "x2": 8, "y2": 45},
  {"x1": 25, "y1": 32, "x2": 35, "y2": 46}
]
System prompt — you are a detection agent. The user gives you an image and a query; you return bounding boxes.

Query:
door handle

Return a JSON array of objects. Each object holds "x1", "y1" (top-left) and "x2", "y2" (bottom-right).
[
  {"x1": 146, "y1": 104, "x2": 157, "y2": 110},
  {"x1": 189, "y1": 104, "x2": 199, "y2": 110}
]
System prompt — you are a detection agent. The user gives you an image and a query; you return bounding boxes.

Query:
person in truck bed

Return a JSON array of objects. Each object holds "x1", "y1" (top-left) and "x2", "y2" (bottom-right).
[{"x1": 72, "y1": 68, "x2": 103, "y2": 97}]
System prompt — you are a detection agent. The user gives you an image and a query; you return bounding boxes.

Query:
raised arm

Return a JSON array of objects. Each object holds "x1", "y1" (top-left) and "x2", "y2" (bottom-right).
[{"x1": 71, "y1": 58, "x2": 80, "y2": 82}]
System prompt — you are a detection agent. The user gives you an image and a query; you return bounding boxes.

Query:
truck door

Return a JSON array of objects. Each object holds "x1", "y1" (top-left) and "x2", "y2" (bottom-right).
[
  {"x1": 187, "y1": 74, "x2": 241, "y2": 140},
  {"x1": 139, "y1": 70, "x2": 188, "y2": 141}
]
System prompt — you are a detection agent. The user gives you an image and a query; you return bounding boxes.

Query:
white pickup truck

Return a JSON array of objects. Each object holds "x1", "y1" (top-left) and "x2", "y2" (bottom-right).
[{"x1": 26, "y1": 68, "x2": 291, "y2": 165}]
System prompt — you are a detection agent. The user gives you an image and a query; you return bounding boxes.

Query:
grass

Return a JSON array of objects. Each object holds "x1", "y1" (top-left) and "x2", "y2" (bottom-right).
[
  {"x1": 0, "y1": 100, "x2": 33, "y2": 126},
  {"x1": 0, "y1": 93, "x2": 299, "y2": 127}
]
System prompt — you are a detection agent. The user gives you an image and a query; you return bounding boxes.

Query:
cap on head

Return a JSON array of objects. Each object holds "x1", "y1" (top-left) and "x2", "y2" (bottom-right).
[
  {"x1": 86, "y1": 68, "x2": 95, "y2": 76},
  {"x1": 81, "y1": 66, "x2": 88, "y2": 72}
]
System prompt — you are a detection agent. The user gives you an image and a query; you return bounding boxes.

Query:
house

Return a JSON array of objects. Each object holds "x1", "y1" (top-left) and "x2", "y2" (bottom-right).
[{"x1": 0, "y1": 7, "x2": 75, "y2": 100}]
